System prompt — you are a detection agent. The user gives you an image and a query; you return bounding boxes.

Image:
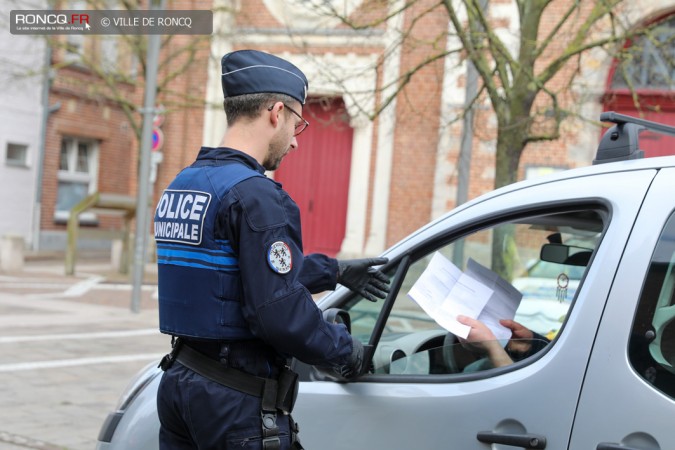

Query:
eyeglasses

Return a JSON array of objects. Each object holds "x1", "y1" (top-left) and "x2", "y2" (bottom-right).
[{"x1": 268, "y1": 103, "x2": 310, "y2": 136}]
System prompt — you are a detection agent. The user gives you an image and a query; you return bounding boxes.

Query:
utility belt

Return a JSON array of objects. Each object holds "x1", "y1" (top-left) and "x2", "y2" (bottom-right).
[{"x1": 159, "y1": 338, "x2": 303, "y2": 450}]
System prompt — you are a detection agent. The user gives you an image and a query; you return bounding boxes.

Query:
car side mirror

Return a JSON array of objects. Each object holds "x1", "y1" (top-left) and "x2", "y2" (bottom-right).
[{"x1": 540, "y1": 243, "x2": 592, "y2": 266}]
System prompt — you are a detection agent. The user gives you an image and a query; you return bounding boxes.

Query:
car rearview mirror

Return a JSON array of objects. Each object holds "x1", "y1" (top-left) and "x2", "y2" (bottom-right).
[{"x1": 540, "y1": 243, "x2": 593, "y2": 266}]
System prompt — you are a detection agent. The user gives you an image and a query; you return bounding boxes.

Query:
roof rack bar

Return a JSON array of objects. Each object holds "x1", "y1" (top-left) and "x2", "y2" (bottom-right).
[
  {"x1": 594, "y1": 111, "x2": 675, "y2": 165},
  {"x1": 600, "y1": 111, "x2": 675, "y2": 137}
]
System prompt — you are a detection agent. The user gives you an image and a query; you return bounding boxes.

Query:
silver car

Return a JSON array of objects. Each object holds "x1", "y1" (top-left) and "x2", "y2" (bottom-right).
[{"x1": 98, "y1": 114, "x2": 675, "y2": 449}]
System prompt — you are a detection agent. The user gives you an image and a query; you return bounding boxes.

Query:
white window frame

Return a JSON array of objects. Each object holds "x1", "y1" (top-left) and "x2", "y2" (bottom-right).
[{"x1": 54, "y1": 137, "x2": 99, "y2": 223}]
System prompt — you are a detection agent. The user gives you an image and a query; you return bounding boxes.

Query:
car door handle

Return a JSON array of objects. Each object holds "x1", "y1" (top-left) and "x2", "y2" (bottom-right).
[
  {"x1": 597, "y1": 443, "x2": 643, "y2": 450},
  {"x1": 477, "y1": 431, "x2": 546, "y2": 449}
]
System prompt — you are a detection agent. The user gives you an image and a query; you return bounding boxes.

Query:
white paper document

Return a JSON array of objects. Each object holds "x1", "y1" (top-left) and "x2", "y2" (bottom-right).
[
  {"x1": 407, "y1": 252, "x2": 522, "y2": 340},
  {"x1": 465, "y1": 258, "x2": 523, "y2": 341}
]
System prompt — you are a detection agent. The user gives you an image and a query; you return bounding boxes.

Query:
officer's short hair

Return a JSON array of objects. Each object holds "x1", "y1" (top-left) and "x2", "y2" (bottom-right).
[{"x1": 223, "y1": 93, "x2": 297, "y2": 126}]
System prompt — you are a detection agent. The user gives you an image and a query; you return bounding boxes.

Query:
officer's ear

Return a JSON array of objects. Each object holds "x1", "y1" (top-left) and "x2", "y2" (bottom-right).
[{"x1": 266, "y1": 102, "x2": 284, "y2": 128}]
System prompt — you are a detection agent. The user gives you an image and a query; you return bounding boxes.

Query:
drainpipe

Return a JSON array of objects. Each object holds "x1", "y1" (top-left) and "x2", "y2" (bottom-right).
[{"x1": 33, "y1": 36, "x2": 60, "y2": 251}]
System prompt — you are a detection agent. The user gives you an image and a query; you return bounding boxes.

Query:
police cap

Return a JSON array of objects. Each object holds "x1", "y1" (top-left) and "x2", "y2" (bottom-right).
[{"x1": 221, "y1": 50, "x2": 308, "y2": 105}]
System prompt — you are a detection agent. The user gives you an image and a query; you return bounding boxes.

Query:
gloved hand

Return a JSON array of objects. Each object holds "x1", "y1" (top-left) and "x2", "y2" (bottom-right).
[
  {"x1": 337, "y1": 257, "x2": 390, "y2": 302},
  {"x1": 335, "y1": 337, "x2": 364, "y2": 379}
]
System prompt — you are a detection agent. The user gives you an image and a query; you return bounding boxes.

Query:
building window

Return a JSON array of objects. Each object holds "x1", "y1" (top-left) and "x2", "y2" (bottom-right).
[
  {"x1": 5, "y1": 143, "x2": 28, "y2": 167},
  {"x1": 611, "y1": 15, "x2": 675, "y2": 91},
  {"x1": 60, "y1": 0, "x2": 137, "y2": 78},
  {"x1": 55, "y1": 137, "x2": 98, "y2": 223},
  {"x1": 63, "y1": 0, "x2": 85, "y2": 64}
]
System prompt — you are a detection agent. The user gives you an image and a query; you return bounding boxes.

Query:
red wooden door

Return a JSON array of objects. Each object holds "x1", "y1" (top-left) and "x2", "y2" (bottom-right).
[{"x1": 274, "y1": 98, "x2": 353, "y2": 257}]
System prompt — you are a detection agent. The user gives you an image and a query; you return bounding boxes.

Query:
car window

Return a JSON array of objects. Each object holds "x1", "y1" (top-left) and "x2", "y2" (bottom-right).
[
  {"x1": 629, "y1": 211, "x2": 675, "y2": 398},
  {"x1": 344, "y1": 208, "x2": 605, "y2": 377}
]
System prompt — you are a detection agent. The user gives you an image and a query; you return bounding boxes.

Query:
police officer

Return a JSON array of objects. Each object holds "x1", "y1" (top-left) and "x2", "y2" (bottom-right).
[{"x1": 154, "y1": 49, "x2": 390, "y2": 450}]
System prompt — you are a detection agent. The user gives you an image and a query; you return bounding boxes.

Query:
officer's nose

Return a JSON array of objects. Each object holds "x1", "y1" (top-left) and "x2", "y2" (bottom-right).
[{"x1": 290, "y1": 136, "x2": 298, "y2": 150}]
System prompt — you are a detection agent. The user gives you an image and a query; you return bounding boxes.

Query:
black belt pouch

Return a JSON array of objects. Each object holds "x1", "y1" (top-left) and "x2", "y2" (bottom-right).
[{"x1": 276, "y1": 368, "x2": 299, "y2": 414}]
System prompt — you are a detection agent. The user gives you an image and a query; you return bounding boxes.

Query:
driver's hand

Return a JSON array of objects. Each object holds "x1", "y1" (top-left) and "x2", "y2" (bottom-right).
[
  {"x1": 458, "y1": 315, "x2": 497, "y2": 341},
  {"x1": 500, "y1": 319, "x2": 533, "y2": 354}
]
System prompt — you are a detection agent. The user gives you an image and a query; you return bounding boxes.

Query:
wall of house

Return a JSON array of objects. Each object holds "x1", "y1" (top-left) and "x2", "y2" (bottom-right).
[
  {"x1": 199, "y1": 0, "x2": 448, "y2": 255},
  {"x1": 194, "y1": 0, "x2": 396, "y2": 257},
  {"x1": 0, "y1": 1, "x2": 46, "y2": 248},
  {"x1": 386, "y1": 0, "x2": 448, "y2": 246},
  {"x1": 39, "y1": 0, "x2": 212, "y2": 252}
]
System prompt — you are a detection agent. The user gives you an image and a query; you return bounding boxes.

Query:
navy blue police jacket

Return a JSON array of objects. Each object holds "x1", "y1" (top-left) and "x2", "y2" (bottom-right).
[{"x1": 154, "y1": 147, "x2": 353, "y2": 367}]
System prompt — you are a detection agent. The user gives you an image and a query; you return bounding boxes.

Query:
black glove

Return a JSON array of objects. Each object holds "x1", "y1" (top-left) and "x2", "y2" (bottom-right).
[
  {"x1": 335, "y1": 337, "x2": 364, "y2": 379},
  {"x1": 337, "y1": 257, "x2": 390, "y2": 302}
]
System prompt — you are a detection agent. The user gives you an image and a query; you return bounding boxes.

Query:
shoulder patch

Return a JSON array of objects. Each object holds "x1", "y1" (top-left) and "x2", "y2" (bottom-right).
[{"x1": 267, "y1": 241, "x2": 292, "y2": 274}]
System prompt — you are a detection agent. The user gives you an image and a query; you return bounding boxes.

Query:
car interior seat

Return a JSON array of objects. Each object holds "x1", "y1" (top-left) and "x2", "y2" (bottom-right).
[{"x1": 649, "y1": 255, "x2": 675, "y2": 373}]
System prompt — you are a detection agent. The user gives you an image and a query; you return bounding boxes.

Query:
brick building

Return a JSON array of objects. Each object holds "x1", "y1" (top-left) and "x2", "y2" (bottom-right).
[
  {"x1": 35, "y1": 0, "x2": 675, "y2": 259},
  {"x1": 37, "y1": 0, "x2": 211, "y2": 252}
]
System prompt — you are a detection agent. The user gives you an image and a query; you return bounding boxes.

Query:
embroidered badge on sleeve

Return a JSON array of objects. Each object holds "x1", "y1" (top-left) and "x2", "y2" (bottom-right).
[{"x1": 268, "y1": 241, "x2": 292, "y2": 274}]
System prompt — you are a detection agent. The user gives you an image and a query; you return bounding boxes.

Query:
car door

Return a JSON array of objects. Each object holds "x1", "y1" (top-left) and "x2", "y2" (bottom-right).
[
  {"x1": 292, "y1": 169, "x2": 656, "y2": 450},
  {"x1": 570, "y1": 168, "x2": 675, "y2": 449}
]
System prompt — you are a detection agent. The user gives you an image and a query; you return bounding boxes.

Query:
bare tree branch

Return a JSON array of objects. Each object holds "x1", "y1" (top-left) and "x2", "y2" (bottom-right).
[
  {"x1": 443, "y1": 0, "x2": 506, "y2": 116},
  {"x1": 306, "y1": 0, "x2": 419, "y2": 30},
  {"x1": 44, "y1": 0, "x2": 218, "y2": 142}
]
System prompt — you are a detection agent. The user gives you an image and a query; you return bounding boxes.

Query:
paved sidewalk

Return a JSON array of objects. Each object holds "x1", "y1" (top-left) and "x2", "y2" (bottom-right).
[{"x1": 0, "y1": 255, "x2": 166, "y2": 450}]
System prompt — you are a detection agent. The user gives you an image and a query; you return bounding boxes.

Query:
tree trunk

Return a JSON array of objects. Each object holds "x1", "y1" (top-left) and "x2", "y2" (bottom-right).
[
  {"x1": 491, "y1": 117, "x2": 529, "y2": 279},
  {"x1": 494, "y1": 129, "x2": 523, "y2": 189}
]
